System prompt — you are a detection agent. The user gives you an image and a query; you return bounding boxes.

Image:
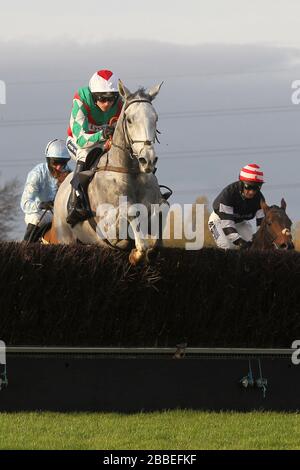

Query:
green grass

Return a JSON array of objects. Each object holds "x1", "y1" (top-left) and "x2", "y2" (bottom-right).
[{"x1": 0, "y1": 410, "x2": 300, "y2": 450}]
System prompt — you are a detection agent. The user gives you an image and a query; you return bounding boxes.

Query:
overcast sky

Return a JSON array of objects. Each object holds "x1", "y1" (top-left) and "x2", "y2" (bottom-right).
[
  {"x1": 1, "y1": 0, "x2": 300, "y2": 47},
  {"x1": 1, "y1": 1, "x2": 300, "y2": 239}
]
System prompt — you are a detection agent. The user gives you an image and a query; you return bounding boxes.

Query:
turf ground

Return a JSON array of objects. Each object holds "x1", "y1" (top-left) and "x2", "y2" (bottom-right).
[{"x1": 0, "y1": 410, "x2": 299, "y2": 450}]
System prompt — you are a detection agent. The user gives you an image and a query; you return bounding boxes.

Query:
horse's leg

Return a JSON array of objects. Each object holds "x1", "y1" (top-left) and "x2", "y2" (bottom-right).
[
  {"x1": 143, "y1": 200, "x2": 169, "y2": 262},
  {"x1": 126, "y1": 197, "x2": 168, "y2": 265},
  {"x1": 133, "y1": 176, "x2": 169, "y2": 262},
  {"x1": 128, "y1": 225, "x2": 150, "y2": 265},
  {"x1": 127, "y1": 208, "x2": 151, "y2": 265}
]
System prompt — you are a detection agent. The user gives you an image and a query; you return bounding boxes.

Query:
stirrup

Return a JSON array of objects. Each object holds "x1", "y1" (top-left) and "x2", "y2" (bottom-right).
[{"x1": 159, "y1": 185, "x2": 173, "y2": 201}]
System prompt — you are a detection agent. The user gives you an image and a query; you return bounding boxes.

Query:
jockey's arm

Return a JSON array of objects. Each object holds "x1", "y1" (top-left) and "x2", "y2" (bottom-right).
[
  {"x1": 70, "y1": 98, "x2": 107, "y2": 149},
  {"x1": 20, "y1": 169, "x2": 43, "y2": 214}
]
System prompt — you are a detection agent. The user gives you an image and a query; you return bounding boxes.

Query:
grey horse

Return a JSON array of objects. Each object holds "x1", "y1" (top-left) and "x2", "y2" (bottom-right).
[{"x1": 51, "y1": 80, "x2": 168, "y2": 264}]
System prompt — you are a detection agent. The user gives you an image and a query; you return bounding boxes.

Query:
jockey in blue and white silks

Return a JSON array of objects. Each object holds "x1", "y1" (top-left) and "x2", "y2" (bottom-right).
[{"x1": 21, "y1": 139, "x2": 71, "y2": 241}]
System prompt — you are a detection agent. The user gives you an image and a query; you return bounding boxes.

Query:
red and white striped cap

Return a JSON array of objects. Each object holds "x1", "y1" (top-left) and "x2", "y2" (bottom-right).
[
  {"x1": 239, "y1": 163, "x2": 264, "y2": 183},
  {"x1": 89, "y1": 69, "x2": 119, "y2": 93}
]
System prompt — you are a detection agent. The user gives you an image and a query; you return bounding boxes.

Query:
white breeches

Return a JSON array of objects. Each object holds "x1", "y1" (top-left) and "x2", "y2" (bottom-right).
[{"x1": 208, "y1": 211, "x2": 253, "y2": 250}]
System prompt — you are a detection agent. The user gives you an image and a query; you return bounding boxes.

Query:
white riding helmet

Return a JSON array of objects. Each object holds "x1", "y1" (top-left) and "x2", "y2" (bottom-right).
[
  {"x1": 89, "y1": 69, "x2": 119, "y2": 93},
  {"x1": 45, "y1": 139, "x2": 70, "y2": 160}
]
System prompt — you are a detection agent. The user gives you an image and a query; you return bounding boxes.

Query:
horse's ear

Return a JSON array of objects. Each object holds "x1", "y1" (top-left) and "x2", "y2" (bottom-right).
[
  {"x1": 118, "y1": 80, "x2": 131, "y2": 100},
  {"x1": 148, "y1": 81, "x2": 164, "y2": 101},
  {"x1": 261, "y1": 200, "x2": 269, "y2": 214},
  {"x1": 281, "y1": 198, "x2": 287, "y2": 211}
]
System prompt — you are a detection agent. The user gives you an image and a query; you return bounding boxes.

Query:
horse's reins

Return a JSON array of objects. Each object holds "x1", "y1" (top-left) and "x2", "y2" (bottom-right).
[
  {"x1": 95, "y1": 99, "x2": 159, "y2": 176},
  {"x1": 122, "y1": 99, "x2": 161, "y2": 151},
  {"x1": 262, "y1": 210, "x2": 292, "y2": 249},
  {"x1": 111, "y1": 98, "x2": 159, "y2": 158},
  {"x1": 265, "y1": 225, "x2": 280, "y2": 249}
]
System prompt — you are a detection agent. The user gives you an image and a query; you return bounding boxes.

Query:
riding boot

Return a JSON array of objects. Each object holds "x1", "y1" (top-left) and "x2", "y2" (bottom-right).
[
  {"x1": 23, "y1": 223, "x2": 38, "y2": 242},
  {"x1": 66, "y1": 160, "x2": 91, "y2": 227}
]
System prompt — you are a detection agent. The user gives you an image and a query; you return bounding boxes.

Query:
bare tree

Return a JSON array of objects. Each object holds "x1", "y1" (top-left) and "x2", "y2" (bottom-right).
[{"x1": 0, "y1": 178, "x2": 21, "y2": 240}]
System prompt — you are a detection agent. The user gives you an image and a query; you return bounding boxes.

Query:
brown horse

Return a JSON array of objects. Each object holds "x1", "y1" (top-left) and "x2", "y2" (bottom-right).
[
  {"x1": 251, "y1": 198, "x2": 294, "y2": 250},
  {"x1": 41, "y1": 225, "x2": 59, "y2": 244}
]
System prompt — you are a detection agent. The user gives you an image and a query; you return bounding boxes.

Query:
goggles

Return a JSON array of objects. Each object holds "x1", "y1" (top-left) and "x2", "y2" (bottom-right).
[
  {"x1": 47, "y1": 158, "x2": 69, "y2": 168},
  {"x1": 93, "y1": 93, "x2": 118, "y2": 103},
  {"x1": 243, "y1": 183, "x2": 262, "y2": 191}
]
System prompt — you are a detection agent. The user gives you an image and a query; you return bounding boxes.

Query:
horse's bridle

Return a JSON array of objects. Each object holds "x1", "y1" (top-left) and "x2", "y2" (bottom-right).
[
  {"x1": 264, "y1": 211, "x2": 293, "y2": 250},
  {"x1": 111, "y1": 99, "x2": 160, "y2": 159}
]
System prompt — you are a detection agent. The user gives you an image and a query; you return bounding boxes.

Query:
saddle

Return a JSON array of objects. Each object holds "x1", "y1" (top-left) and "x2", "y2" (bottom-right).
[{"x1": 67, "y1": 147, "x2": 173, "y2": 228}]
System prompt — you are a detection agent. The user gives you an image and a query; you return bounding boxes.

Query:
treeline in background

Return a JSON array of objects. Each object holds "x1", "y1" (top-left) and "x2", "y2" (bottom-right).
[{"x1": 1, "y1": 176, "x2": 300, "y2": 249}]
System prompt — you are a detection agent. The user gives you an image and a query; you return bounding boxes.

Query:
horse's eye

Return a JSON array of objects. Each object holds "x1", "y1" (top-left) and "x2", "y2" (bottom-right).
[
  {"x1": 127, "y1": 118, "x2": 132, "y2": 124},
  {"x1": 267, "y1": 220, "x2": 272, "y2": 226}
]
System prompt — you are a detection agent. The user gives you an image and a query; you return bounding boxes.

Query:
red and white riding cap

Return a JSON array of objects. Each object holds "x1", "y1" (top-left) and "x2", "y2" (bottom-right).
[
  {"x1": 239, "y1": 163, "x2": 264, "y2": 183},
  {"x1": 89, "y1": 69, "x2": 119, "y2": 93}
]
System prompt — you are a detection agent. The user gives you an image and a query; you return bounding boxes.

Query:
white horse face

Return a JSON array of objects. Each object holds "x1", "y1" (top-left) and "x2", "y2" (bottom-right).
[
  {"x1": 125, "y1": 102, "x2": 158, "y2": 173},
  {"x1": 119, "y1": 80, "x2": 163, "y2": 174}
]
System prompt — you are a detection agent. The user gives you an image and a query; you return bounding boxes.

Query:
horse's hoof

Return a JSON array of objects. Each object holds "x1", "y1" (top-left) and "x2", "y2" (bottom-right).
[{"x1": 129, "y1": 249, "x2": 144, "y2": 265}]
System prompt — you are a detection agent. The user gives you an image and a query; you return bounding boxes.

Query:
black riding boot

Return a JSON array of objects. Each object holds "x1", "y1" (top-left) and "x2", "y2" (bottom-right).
[
  {"x1": 23, "y1": 223, "x2": 38, "y2": 242},
  {"x1": 66, "y1": 161, "x2": 90, "y2": 227}
]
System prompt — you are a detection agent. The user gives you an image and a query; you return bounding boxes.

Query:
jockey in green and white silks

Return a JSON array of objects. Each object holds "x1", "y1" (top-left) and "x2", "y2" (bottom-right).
[
  {"x1": 66, "y1": 69, "x2": 123, "y2": 226},
  {"x1": 21, "y1": 139, "x2": 71, "y2": 242}
]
